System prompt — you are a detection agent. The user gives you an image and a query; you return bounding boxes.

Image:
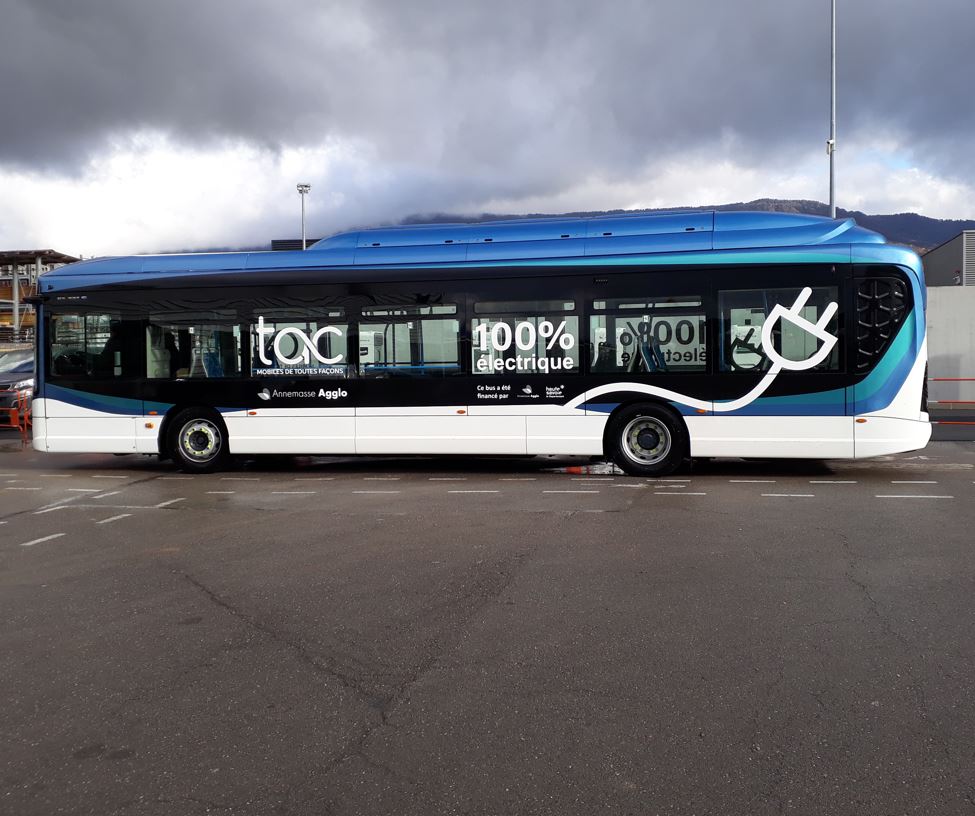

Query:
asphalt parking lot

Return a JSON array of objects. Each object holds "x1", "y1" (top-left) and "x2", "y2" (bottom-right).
[{"x1": 2, "y1": 436, "x2": 975, "y2": 816}]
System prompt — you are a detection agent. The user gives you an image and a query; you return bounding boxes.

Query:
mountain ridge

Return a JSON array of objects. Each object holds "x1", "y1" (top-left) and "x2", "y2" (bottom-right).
[
  {"x1": 398, "y1": 199, "x2": 975, "y2": 253},
  {"x1": 174, "y1": 199, "x2": 975, "y2": 255}
]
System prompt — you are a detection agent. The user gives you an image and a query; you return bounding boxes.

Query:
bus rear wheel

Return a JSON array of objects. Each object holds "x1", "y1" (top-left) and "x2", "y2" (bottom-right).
[
  {"x1": 169, "y1": 408, "x2": 229, "y2": 473},
  {"x1": 607, "y1": 403, "x2": 687, "y2": 477}
]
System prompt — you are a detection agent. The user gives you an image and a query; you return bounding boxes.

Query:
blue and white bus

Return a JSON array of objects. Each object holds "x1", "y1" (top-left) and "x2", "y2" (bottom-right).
[{"x1": 30, "y1": 210, "x2": 930, "y2": 475}]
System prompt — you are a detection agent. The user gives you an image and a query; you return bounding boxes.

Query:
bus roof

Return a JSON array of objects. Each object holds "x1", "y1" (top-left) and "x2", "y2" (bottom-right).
[{"x1": 39, "y1": 210, "x2": 922, "y2": 294}]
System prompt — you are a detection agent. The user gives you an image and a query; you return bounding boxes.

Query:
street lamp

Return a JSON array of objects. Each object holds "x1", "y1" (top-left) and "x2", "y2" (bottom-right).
[
  {"x1": 828, "y1": 0, "x2": 836, "y2": 219},
  {"x1": 297, "y1": 183, "x2": 311, "y2": 249}
]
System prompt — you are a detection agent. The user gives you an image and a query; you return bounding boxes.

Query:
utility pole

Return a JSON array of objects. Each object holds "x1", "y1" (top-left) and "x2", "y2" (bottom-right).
[
  {"x1": 828, "y1": 0, "x2": 836, "y2": 218},
  {"x1": 297, "y1": 183, "x2": 311, "y2": 249}
]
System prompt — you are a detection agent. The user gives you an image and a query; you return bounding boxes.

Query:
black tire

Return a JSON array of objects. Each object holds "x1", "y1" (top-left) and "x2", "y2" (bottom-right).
[
  {"x1": 607, "y1": 403, "x2": 687, "y2": 477},
  {"x1": 168, "y1": 407, "x2": 229, "y2": 473}
]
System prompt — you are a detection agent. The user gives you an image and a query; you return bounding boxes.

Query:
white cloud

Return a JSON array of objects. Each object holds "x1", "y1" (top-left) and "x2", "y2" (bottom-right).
[{"x1": 1, "y1": 131, "x2": 972, "y2": 257}]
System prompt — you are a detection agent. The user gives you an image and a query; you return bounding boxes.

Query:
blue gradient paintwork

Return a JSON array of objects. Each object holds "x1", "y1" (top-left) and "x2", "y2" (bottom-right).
[
  {"x1": 850, "y1": 315, "x2": 917, "y2": 414},
  {"x1": 45, "y1": 383, "x2": 146, "y2": 415},
  {"x1": 42, "y1": 384, "x2": 241, "y2": 417}
]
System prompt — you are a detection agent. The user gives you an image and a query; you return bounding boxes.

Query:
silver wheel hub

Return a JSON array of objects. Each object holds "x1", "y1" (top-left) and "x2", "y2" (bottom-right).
[
  {"x1": 621, "y1": 416, "x2": 671, "y2": 466},
  {"x1": 179, "y1": 420, "x2": 221, "y2": 462}
]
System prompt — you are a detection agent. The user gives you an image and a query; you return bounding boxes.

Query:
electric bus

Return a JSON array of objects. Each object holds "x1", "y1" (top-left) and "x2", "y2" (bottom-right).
[{"x1": 29, "y1": 210, "x2": 931, "y2": 475}]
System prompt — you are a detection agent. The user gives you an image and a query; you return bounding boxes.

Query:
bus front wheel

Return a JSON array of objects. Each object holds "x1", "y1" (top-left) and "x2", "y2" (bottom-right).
[
  {"x1": 169, "y1": 408, "x2": 229, "y2": 473},
  {"x1": 607, "y1": 403, "x2": 687, "y2": 477}
]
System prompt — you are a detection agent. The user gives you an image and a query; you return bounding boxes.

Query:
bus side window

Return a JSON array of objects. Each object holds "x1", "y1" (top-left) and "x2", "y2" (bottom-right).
[
  {"x1": 718, "y1": 287, "x2": 841, "y2": 373},
  {"x1": 356, "y1": 303, "x2": 460, "y2": 378},
  {"x1": 358, "y1": 318, "x2": 460, "y2": 377},
  {"x1": 589, "y1": 296, "x2": 706, "y2": 375},
  {"x1": 49, "y1": 313, "x2": 140, "y2": 379},
  {"x1": 149, "y1": 311, "x2": 241, "y2": 379}
]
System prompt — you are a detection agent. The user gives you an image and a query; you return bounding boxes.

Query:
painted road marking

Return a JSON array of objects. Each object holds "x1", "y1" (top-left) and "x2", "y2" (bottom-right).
[
  {"x1": 762, "y1": 493, "x2": 815, "y2": 498},
  {"x1": 97, "y1": 514, "x2": 132, "y2": 525},
  {"x1": 876, "y1": 495, "x2": 954, "y2": 499},
  {"x1": 40, "y1": 474, "x2": 70, "y2": 478},
  {"x1": 206, "y1": 491, "x2": 235, "y2": 494},
  {"x1": 91, "y1": 475, "x2": 128, "y2": 479},
  {"x1": 155, "y1": 498, "x2": 186, "y2": 508},
  {"x1": 571, "y1": 477, "x2": 615, "y2": 481},
  {"x1": 272, "y1": 491, "x2": 317, "y2": 495},
  {"x1": 613, "y1": 484, "x2": 647, "y2": 488},
  {"x1": 20, "y1": 533, "x2": 65, "y2": 547},
  {"x1": 221, "y1": 477, "x2": 260, "y2": 481},
  {"x1": 647, "y1": 478, "x2": 692, "y2": 482},
  {"x1": 294, "y1": 477, "x2": 335, "y2": 481},
  {"x1": 92, "y1": 491, "x2": 121, "y2": 499},
  {"x1": 364, "y1": 477, "x2": 401, "y2": 481},
  {"x1": 430, "y1": 477, "x2": 467, "y2": 481},
  {"x1": 448, "y1": 490, "x2": 500, "y2": 494},
  {"x1": 543, "y1": 490, "x2": 600, "y2": 494},
  {"x1": 654, "y1": 492, "x2": 707, "y2": 496},
  {"x1": 33, "y1": 495, "x2": 85, "y2": 514},
  {"x1": 810, "y1": 480, "x2": 858, "y2": 484},
  {"x1": 891, "y1": 480, "x2": 938, "y2": 484},
  {"x1": 499, "y1": 477, "x2": 537, "y2": 481},
  {"x1": 159, "y1": 476, "x2": 194, "y2": 480},
  {"x1": 654, "y1": 484, "x2": 686, "y2": 489},
  {"x1": 731, "y1": 480, "x2": 777, "y2": 483},
  {"x1": 67, "y1": 488, "x2": 100, "y2": 492},
  {"x1": 6, "y1": 487, "x2": 41, "y2": 491},
  {"x1": 353, "y1": 490, "x2": 401, "y2": 494}
]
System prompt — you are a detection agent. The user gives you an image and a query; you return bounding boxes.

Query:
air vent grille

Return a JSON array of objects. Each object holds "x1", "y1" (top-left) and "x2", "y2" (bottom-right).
[{"x1": 856, "y1": 278, "x2": 908, "y2": 372}]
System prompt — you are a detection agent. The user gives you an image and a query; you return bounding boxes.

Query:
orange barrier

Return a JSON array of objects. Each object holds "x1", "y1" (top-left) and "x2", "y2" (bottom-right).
[{"x1": 0, "y1": 389, "x2": 31, "y2": 445}]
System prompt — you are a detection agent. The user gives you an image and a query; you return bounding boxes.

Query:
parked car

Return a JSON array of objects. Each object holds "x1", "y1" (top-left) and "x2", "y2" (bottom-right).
[{"x1": 0, "y1": 349, "x2": 34, "y2": 412}]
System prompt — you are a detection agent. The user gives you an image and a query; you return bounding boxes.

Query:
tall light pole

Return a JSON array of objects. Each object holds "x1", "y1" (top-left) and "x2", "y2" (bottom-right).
[
  {"x1": 828, "y1": 0, "x2": 836, "y2": 218},
  {"x1": 297, "y1": 183, "x2": 311, "y2": 249}
]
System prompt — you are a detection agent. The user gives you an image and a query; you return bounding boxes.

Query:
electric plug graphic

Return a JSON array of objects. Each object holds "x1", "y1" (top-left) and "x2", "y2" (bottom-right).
[{"x1": 760, "y1": 287, "x2": 839, "y2": 372}]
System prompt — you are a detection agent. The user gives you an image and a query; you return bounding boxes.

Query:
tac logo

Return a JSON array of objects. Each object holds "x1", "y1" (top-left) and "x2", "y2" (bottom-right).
[
  {"x1": 255, "y1": 316, "x2": 344, "y2": 366},
  {"x1": 258, "y1": 388, "x2": 271, "y2": 401}
]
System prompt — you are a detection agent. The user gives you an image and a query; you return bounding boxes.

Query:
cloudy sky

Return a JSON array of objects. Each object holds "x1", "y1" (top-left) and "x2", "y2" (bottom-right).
[{"x1": 2, "y1": 0, "x2": 973, "y2": 256}]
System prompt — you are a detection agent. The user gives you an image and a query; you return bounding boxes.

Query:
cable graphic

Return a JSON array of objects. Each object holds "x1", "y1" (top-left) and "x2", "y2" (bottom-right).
[{"x1": 566, "y1": 288, "x2": 838, "y2": 413}]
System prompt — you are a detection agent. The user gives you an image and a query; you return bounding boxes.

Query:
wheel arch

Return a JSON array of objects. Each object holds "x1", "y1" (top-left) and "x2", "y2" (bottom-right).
[{"x1": 600, "y1": 397, "x2": 690, "y2": 457}]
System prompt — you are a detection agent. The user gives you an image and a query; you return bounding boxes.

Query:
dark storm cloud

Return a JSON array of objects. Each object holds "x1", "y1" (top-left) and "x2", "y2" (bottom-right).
[{"x1": 2, "y1": 0, "x2": 973, "y2": 191}]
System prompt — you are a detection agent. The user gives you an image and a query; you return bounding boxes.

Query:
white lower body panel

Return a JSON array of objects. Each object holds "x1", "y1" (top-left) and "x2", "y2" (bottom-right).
[
  {"x1": 227, "y1": 407, "x2": 355, "y2": 455},
  {"x1": 32, "y1": 398, "x2": 139, "y2": 454},
  {"x1": 685, "y1": 415, "x2": 855, "y2": 459},
  {"x1": 357, "y1": 415, "x2": 526, "y2": 454},
  {"x1": 854, "y1": 416, "x2": 932, "y2": 458},
  {"x1": 34, "y1": 394, "x2": 930, "y2": 463},
  {"x1": 526, "y1": 415, "x2": 605, "y2": 455}
]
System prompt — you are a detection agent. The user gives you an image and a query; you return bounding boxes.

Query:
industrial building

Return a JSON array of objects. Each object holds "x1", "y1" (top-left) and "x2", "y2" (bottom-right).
[
  {"x1": 922, "y1": 230, "x2": 975, "y2": 286},
  {"x1": 0, "y1": 249, "x2": 79, "y2": 344}
]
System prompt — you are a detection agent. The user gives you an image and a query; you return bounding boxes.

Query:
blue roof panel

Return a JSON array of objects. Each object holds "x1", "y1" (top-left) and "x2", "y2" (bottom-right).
[{"x1": 39, "y1": 210, "x2": 913, "y2": 294}]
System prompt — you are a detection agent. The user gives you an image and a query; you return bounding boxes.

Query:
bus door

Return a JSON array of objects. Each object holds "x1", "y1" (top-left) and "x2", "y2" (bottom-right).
[
  {"x1": 240, "y1": 308, "x2": 355, "y2": 454},
  {"x1": 40, "y1": 310, "x2": 143, "y2": 453},
  {"x1": 354, "y1": 303, "x2": 473, "y2": 454}
]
